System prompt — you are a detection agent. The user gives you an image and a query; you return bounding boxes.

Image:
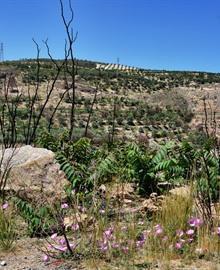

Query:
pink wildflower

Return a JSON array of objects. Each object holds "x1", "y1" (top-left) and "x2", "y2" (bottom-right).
[
  {"x1": 59, "y1": 238, "x2": 66, "y2": 245},
  {"x1": 111, "y1": 242, "x2": 120, "y2": 248},
  {"x1": 47, "y1": 244, "x2": 53, "y2": 250},
  {"x1": 136, "y1": 240, "x2": 145, "y2": 248},
  {"x1": 188, "y1": 217, "x2": 203, "y2": 228},
  {"x1": 154, "y1": 224, "x2": 161, "y2": 229},
  {"x1": 188, "y1": 238, "x2": 194, "y2": 243},
  {"x1": 121, "y1": 246, "x2": 129, "y2": 253},
  {"x1": 175, "y1": 242, "x2": 182, "y2": 250},
  {"x1": 54, "y1": 245, "x2": 67, "y2": 252},
  {"x1": 51, "y1": 233, "x2": 58, "y2": 240},
  {"x1": 99, "y1": 242, "x2": 108, "y2": 252},
  {"x1": 139, "y1": 232, "x2": 147, "y2": 241},
  {"x1": 43, "y1": 255, "x2": 50, "y2": 262},
  {"x1": 103, "y1": 227, "x2": 113, "y2": 240},
  {"x1": 186, "y1": 229, "x2": 194, "y2": 236},
  {"x1": 176, "y1": 229, "x2": 184, "y2": 237},
  {"x1": 71, "y1": 223, "x2": 79, "y2": 231},
  {"x1": 154, "y1": 224, "x2": 163, "y2": 236},
  {"x1": 162, "y1": 236, "x2": 168, "y2": 242},
  {"x1": 2, "y1": 202, "x2": 8, "y2": 210},
  {"x1": 69, "y1": 242, "x2": 77, "y2": 249},
  {"x1": 216, "y1": 227, "x2": 220, "y2": 236},
  {"x1": 61, "y1": 203, "x2": 69, "y2": 209}
]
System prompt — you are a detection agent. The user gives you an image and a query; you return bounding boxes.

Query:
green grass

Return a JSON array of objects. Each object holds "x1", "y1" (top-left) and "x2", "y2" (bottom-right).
[{"x1": 0, "y1": 204, "x2": 16, "y2": 251}]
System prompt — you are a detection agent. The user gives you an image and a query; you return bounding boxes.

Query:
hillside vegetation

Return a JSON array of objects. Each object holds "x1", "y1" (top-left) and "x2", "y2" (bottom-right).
[
  {"x1": 1, "y1": 58, "x2": 220, "y2": 145},
  {"x1": 0, "y1": 59, "x2": 220, "y2": 269}
]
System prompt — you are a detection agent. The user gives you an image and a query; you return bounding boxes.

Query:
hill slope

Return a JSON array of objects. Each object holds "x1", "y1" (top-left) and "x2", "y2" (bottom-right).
[{"x1": 0, "y1": 58, "x2": 220, "y2": 144}]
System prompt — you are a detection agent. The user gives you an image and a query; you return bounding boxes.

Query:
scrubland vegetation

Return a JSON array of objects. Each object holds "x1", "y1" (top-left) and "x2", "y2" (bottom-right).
[
  {"x1": 0, "y1": 1, "x2": 220, "y2": 269},
  {"x1": 0, "y1": 61, "x2": 220, "y2": 268}
]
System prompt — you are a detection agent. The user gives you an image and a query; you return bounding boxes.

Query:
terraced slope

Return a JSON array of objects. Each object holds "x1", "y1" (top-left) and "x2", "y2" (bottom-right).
[{"x1": 1, "y1": 59, "x2": 220, "y2": 144}]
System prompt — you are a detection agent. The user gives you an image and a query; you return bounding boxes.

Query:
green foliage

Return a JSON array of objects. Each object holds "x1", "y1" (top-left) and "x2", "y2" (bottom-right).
[
  {"x1": 35, "y1": 128, "x2": 220, "y2": 201},
  {"x1": 55, "y1": 138, "x2": 97, "y2": 193},
  {"x1": 13, "y1": 197, "x2": 55, "y2": 237},
  {"x1": 94, "y1": 153, "x2": 118, "y2": 182},
  {"x1": 36, "y1": 129, "x2": 60, "y2": 151},
  {"x1": 63, "y1": 137, "x2": 95, "y2": 164},
  {"x1": 151, "y1": 142, "x2": 185, "y2": 183},
  {"x1": 194, "y1": 149, "x2": 219, "y2": 202},
  {"x1": 151, "y1": 140, "x2": 219, "y2": 201},
  {"x1": 56, "y1": 152, "x2": 93, "y2": 193},
  {"x1": 93, "y1": 143, "x2": 157, "y2": 195}
]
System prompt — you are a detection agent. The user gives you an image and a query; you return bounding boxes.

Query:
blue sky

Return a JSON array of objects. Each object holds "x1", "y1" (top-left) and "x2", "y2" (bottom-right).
[{"x1": 1, "y1": 0, "x2": 220, "y2": 72}]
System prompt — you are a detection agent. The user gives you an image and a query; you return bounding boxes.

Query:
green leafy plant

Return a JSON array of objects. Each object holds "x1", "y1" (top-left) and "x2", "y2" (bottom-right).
[
  {"x1": 14, "y1": 197, "x2": 56, "y2": 237},
  {"x1": 56, "y1": 152, "x2": 93, "y2": 193}
]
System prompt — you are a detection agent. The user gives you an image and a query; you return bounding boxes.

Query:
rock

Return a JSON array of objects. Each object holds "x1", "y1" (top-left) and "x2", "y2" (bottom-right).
[
  {"x1": 150, "y1": 192, "x2": 158, "y2": 199},
  {"x1": 123, "y1": 199, "x2": 133, "y2": 204},
  {"x1": 157, "y1": 195, "x2": 165, "y2": 201},
  {"x1": 98, "y1": 184, "x2": 106, "y2": 196},
  {"x1": 0, "y1": 261, "x2": 7, "y2": 266},
  {"x1": 108, "y1": 183, "x2": 135, "y2": 200},
  {"x1": 140, "y1": 199, "x2": 159, "y2": 213},
  {"x1": 64, "y1": 212, "x2": 90, "y2": 228},
  {"x1": 195, "y1": 248, "x2": 206, "y2": 258},
  {"x1": 118, "y1": 198, "x2": 160, "y2": 215},
  {"x1": 0, "y1": 145, "x2": 69, "y2": 204},
  {"x1": 157, "y1": 181, "x2": 173, "y2": 190}
]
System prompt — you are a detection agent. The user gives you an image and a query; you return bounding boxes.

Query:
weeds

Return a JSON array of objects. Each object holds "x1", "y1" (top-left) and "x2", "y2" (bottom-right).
[
  {"x1": 0, "y1": 201, "x2": 16, "y2": 250},
  {"x1": 39, "y1": 183, "x2": 220, "y2": 268}
]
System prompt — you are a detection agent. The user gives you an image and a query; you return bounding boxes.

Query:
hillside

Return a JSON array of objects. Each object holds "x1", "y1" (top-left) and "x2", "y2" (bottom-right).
[
  {"x1": 0, "y1": 58, "x2": 219, "y2": 145},
  {"x1": 0, "y1": 59, "x2": 220, "y2": 270}
]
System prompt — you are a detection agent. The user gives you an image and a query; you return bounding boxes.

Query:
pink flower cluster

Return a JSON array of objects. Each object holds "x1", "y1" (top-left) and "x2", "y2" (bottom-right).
[
  {"x1": 188, "y1": 217, "x2": 203, "y2": 228},
  {"x1": 98, "y1": 226, "x2": 148, "y2": 254},
  {"x1": 147, "y1": 217, "x2": 204, "y2": 251},
  {"x1": 174, "y1": 217, "x2": 203, "y2": 250},
  {"x1": 97, "y1": 218, "x2": 206, "y2": 255},
  {"x1": 48, "y1": 232, "x2": 77, "y2": 252},
  {"x1": 43, "y1": 223, "x2": 79, "y2": 262},
  {"x1": 43, "y1": 215, "x2": 220, "y2": 262}
]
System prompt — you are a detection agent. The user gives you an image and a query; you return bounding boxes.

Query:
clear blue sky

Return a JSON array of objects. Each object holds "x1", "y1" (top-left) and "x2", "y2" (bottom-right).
[{"x1": 1, "y1": 0, "x2": 220, "y2": 72}]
